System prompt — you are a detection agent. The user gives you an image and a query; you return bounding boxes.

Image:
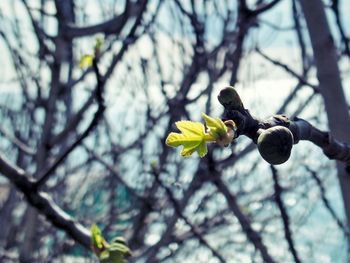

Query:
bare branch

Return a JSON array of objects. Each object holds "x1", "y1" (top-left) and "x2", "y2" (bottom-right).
[
  {"x1": 270, "y1": 166, "x2": 301, "y2": 263},
  {"x1": 251, "y1": 0, "x2": 283, "y2": 15},
  {"x1": 212, "y1": 173, "x2": 276, "y2": 263},
  {"x1": 61, "y1": 1, "x2": 142, "y2": 38},
  {"x1": 151, "y1": 165, "x2": 227, "y2": 263},
  {"x1": 0, "y1": 153, "x2": 91, "y2": 249},
  {"x1": 35, "y1": 59, "x2": 106, "y2": 188},
  {"x1": 305, "y1": 166, "x2": 350, "y2": 240},
  {"x1": 255, "y1": 48, "x2": 318, "y2": 92},
  {"x1": 0, "y1": 126, "x2": 35, "y2": 155}
]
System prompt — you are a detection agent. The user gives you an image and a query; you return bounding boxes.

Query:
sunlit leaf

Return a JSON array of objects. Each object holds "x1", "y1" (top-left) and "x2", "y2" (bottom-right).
[
  {"x1": 79, "y1": 54, "x2": 94, "y2": 69},
  {"x1": 165, "y1": 113, "x2": 237, "y2": 157},
  {"x1": 197, "y1": 140, "x2": 208, "y2": 157},
  {"x1": 166, "y1": 121, "x2": 210, "y2": 157},
  {"x1": 91, "y1": 224, "x2": 109, "y2": 256}
]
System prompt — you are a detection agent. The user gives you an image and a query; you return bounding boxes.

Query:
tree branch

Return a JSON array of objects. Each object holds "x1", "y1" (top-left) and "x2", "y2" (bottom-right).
[
  {"x1": 0, "y1": 126, "x2": 35, "y2": 155},
  {"x1": 256, "y1": 48, "x2": 318, "y2": 92},
  {"x1": 251, "y1": 0, "x2": 282, "y2": 15},
  {"x1": 212, "y1": 174, "x2": 276, "y2": 263},
  {"x1": 49, "y1": 94, "x2": 95, "y2": 147},
  {"x1": 270, "y1": 166, "x2": 301, "y2": 263},
  {"x1": 62, "y1": 1, "x2": 142, "y2": 38},
  {"x1": 305, "y1": 166, "x2": 350, "y2": 240},
  {"x1": 219, "y1": 88, "x2": 350, "y2": 168},
  {"x1": 35, "y1": 59, "x2": 106, "y2": 188},
  {"x1": 0, "y1": 153, "x2": 91, "y2": 249},
  {"x1": 151, "y1": 165, "x2": 227, "y2": 263}
]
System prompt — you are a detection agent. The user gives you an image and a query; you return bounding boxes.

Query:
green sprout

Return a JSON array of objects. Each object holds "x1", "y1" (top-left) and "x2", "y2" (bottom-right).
[
  {"x1": 91, "y1": 224, "x2": 131, "y2": 263},
  {"x1": 79, "y1": 36, "x2": 104, "y2": 69},
  {"x1": 165, "y1": 113, "x2": 236, "y2": 157}
]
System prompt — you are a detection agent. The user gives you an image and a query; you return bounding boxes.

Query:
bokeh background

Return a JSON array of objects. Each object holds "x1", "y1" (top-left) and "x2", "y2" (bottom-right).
[{"x1": 0, "y1": 0, "x2": 350, "y2": 262}]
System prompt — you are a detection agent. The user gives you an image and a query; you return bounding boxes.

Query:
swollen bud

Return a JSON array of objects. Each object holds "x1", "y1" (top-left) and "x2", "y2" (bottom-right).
[
  {"x1": 218, "y1": 86, "x2": 244, "y2": 111},
  {"x1": 257, "y1": 126, "x2": 294, "y2": 165}
]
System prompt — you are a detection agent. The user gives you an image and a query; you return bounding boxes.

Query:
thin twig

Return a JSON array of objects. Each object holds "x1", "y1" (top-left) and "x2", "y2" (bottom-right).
[
  {"x1": 151, "y1": 165, "x2": 227, "y2": 263},
  {"x1": 212, "y1": 175, "x2": 277, "y2": 263},
  {"x1": 305, "y1": 166, "x2": 350, "y2": 241},
  {"x1": 0, "y1": 126, "x2": 35, "y2": 155},
  {"x1": 0, "y1": 153, "x2": 91, "y2": 249},
  {"x1": 270, "y1": 166, "x2": 301, "y2": 263},
  {"x1": 35, "y1": 59, "x2": 106, "y2": 188},
  {"x1": 256, "y1": 48, "x2": 318, "y2": 92}
]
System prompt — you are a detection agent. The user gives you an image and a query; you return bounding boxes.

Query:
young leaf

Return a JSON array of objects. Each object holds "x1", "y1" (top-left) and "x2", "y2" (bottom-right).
[
  {"x1": 91, "y1": 225, "x2": 132, "y2": 263},
  {"x1": 202, "y1": 113, "x2": 227, "y2": 139},
  {"x1": 99, "y1": 237, "x2": 132, "y2": 263},
  {"x1": 79, "y1": 54, "x2": 94, "y2": 69},
  {"x1": 165, "y1": 121, "x2": 211, "y2": 157},
  {"x1": 166, "y1": 114, "x2": 236, "y2": 157},
  {"x1": 91, "y1": 224, "x2": 109, "y2": 256}
]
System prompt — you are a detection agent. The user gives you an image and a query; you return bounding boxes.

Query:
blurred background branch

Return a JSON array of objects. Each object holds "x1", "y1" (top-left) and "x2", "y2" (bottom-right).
[{"x1": 0, "y1": 0, "x2": 350, "y2": 262}]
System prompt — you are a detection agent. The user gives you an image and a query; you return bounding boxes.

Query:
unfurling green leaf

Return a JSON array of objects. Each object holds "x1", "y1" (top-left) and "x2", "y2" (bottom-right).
[
  {"x1": 202, "y1": 113, "x2": 227, "y2": 139},
  {"x1": 166, "y1": 121, "x2": 212, "y2": 157},
  {"x1": 165, "y1": 113, "x2": 236, "y2": 157},
  {"x1": 91, "y1": 225, "x2": 131, "y2": 263},
  {"x1": 79, "y1": 37, "x2": 104, "y2": 69},
  {"x1": 91, "y1": 224, "x2": 108, "y2": 251}
]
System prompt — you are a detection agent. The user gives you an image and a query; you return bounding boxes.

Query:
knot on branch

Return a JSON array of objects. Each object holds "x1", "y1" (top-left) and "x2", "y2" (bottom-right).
[{"x1": 256, "y1": 126, "x2": 294, "y2": 165}]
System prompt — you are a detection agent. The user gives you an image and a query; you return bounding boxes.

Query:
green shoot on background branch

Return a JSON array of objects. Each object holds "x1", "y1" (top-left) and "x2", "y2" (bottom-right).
[
  {"x1": 79, "y1": 54, "x2": 94, "y2": 69},
  {"x1": 91, "y1": 224, "x2": 131, "y2": 263},
  {"x1": 165, "y1": 113, "x2": 236, "y2": 157},
  {"x1": 79, "y1": 36, "x2": 104, "y2": 69}
]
